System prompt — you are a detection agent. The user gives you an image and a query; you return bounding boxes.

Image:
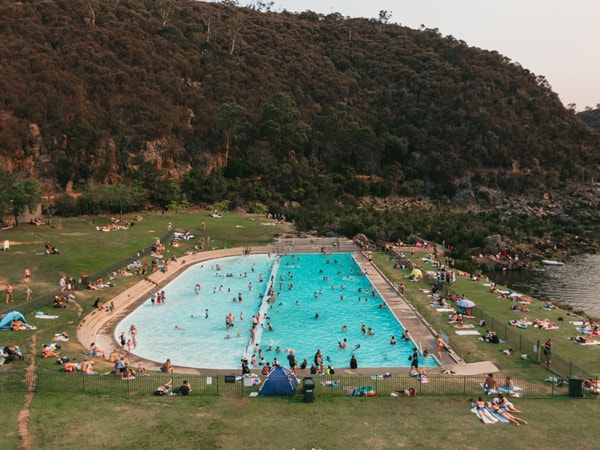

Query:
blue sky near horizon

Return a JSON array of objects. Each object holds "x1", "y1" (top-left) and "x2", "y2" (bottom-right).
[{"x1": 206, "y1": 0, "x2": 600, "y2": 111}]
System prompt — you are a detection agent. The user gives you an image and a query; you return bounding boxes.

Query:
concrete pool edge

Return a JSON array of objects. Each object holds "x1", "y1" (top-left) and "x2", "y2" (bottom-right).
[
  {"x1": 76, "y1": 247, "x2": 277, "y2": 375},
  {"x1": 77, "y1": 240, "x2": 491, "y2": 375}
]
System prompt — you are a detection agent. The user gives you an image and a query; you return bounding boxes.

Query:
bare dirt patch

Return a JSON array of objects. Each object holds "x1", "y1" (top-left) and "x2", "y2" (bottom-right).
[{"x1": 17, "y1": 333, "x2": 38, "y2": 450}]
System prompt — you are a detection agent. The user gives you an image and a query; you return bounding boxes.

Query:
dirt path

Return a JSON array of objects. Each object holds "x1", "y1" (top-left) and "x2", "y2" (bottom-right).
[
  {"x1": 15, "y1": 298, "x2": 81, "y2": 448},
  {"x1": 17, "y1": 333, "x2": 38, "y2": 449},
  {"x1": 70, "y1": 298, "x2": 83, "y2": 316}
]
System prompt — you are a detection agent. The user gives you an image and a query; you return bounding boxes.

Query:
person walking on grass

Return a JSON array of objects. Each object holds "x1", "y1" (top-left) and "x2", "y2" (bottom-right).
[
  {"x1": 6, "y1": 284, "x2": 14, "y2": 303},
  {"x1": 543, "y1": 338, "x2": 553, "y2": 364}
]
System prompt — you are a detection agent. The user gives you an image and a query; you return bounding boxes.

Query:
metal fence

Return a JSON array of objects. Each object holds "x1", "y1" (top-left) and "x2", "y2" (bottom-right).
[
  {"x1": 470, "y1": 307, "x2": 594, "y2": 379},
  {"x1": 0, "y1": 370, "x2": 596, "y2": 399},
  {"x1": 422, "y1": 275, "x2": 596, "y2": 380}
]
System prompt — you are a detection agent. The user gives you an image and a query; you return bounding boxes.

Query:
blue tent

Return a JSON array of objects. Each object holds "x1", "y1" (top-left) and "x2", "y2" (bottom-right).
[
  {"x1": 0, "y1": 311, "x2": 27, "y2": 330},
  {"x1": 258, "y1": 366, "x2": 299, "y2": 396}
]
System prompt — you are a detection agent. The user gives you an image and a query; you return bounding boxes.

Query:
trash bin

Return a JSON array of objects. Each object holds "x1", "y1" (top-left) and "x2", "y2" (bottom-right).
[
  {"x1": 568, "y1": 376, "x2": 583, "y2": 397},
  {"x1": 303, "y1": 377, "x2": 315, "y2": 403}
]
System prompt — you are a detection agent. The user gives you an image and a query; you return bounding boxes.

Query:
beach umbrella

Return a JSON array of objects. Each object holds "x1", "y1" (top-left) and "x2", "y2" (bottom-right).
[{"x1": 456, "y1": 299, "x2": 476, "y2": 309}]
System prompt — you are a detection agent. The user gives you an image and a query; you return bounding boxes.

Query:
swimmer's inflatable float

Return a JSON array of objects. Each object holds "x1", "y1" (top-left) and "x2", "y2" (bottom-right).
[{"x1": 508, "y1": 320, "x2": 528, "y2": 329}]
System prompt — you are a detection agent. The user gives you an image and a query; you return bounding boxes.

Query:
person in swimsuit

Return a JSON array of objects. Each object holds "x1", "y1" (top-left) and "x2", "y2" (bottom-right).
[
  {"x1": 437, "y1": 335, "x2": 445, "y2": 359},
  {"x1": 489, "y1": 402, "x2": 527, "y2": 426},
  {"x1": 473, "y1": 397, "x2": 498, "y2": 424}
]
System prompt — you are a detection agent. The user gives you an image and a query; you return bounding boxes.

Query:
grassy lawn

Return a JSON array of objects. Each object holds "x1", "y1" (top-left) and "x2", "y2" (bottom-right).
[
  {"x1": 1, "y1": 210, "x2": 292, "y2": 372},
  {"x1": 8, "y1": 395, "x2": 599, "y2": 449},
  {"x1": 1, "y1": 213, "x2": 599, "y2": 449},
  {"x1": 371, "y1": 252, "x2": 600, "y2": 377}
]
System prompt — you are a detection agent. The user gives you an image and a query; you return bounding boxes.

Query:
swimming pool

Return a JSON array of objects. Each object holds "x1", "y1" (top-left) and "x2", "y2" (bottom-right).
[{"x1": 116, "y1": 253, "x2": 438, "y2": 369}]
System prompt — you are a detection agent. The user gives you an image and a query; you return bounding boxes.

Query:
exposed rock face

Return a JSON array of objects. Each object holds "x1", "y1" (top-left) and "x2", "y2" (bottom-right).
[
  {"x1": 451, "y1": 189, "x2": 475, "y2": 206},
  {"x1": 138, "y1": 139, "x2": 169, "y2": 170},
  {"x1": 353, "y1": 233, "x2": 371, "y2": 250}
]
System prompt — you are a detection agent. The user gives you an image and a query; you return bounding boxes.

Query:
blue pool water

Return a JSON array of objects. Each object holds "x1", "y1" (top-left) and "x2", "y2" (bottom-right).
[{"x1": 116, "y1": 253, "x2": 438, "y2": 369}]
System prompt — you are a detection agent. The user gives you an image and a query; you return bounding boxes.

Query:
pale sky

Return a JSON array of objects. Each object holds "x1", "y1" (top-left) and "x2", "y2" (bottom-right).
[{"x1": 209, "y1": 1, "x2": 600, "y2": 110}]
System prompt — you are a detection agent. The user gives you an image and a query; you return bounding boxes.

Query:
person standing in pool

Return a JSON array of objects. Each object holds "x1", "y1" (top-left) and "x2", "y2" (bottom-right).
[
  {"x1": 410, "y1": 347, "x2": 419, "y2": 369},
  {"x1": 119, "y1": 331, "x2": 126, "y2": 352},
  {"x1": 349, "y1": 354, "x2": 358, "y2": 369}
]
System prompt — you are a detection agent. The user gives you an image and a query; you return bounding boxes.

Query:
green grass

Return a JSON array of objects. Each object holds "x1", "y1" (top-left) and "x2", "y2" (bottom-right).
[
  {"x1": 1, "y1": 210, "x2": 292, "y2": 372},
  {"x1": 13, "y1": 395, "x2": 600, "y2": 450},
  {"x1": 1, "y1": 213, "x2": 599, "y2": 449},
  {"x1": 371, "y1": 252, "x2": 600, "y2": 377}
]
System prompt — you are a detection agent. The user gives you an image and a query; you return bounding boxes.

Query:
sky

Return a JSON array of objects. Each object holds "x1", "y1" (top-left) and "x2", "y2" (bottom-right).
[{"x1": 209, "y1": 1, "x2": 600, "y2": 111}]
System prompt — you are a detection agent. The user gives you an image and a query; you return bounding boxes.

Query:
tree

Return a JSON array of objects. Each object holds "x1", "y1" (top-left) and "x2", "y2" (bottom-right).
[
  {"x1": 378, "y1": 10, "x2": 392, "y2": 30},
  {"x1": 217, "y1": 101, "x2": 248, "y2": 166},
  {"x1": 259, "y1": 93, "x2": 308, "y2": 157},
  {"x1": 158, "y1": 0, "x2": 175, "y2": 27},
  {"x1": 227, "y1": 13, "x2": 243, "y2": 55},
  {"x1": 168, "y1": 199, "x2": 190, "y2": 216},
  {"x1": 6, "y1": 178, "x2": 42, "y2": 226},
  {"x1": 40, "y1": 180, "x2": 59, "y2": 225},
  {"x1": 250, "y1": 1, "x2": 274, "y2": 12}
]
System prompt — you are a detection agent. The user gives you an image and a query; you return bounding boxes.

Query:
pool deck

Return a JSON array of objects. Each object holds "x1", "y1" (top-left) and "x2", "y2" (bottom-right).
[{"x1": 77, "y1": 238, "x2": 497, "y2": 376}]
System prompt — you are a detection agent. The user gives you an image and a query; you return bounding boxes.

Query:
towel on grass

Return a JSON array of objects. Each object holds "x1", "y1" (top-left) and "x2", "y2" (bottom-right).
[{"x1": 455, "y1": 330, "x2": 481, "y2": 336}]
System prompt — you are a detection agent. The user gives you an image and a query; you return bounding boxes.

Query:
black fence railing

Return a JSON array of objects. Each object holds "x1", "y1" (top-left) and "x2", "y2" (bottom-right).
[
  {"x1": 421, "y1": 274, "x2": 596, "y2": 380},
  {"x1": 469, "y1": 307, "x2": 594, "y2": 380},
  {"x1": 0, "y1": 371, "x2": 596, "y2": 399}
]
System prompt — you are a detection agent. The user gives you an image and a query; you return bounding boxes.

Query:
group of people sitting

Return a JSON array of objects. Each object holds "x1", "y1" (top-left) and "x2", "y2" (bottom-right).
[
  {"x1": 154, "y1": 379, "x2": 192, "y2": 396},
  {"x1": 482, "y1": 330, "x2": 500, "y2": 344},
  {"x1": 44, "y1": 241, "x2": 60, "y2": 255},
  {"x1": 577, "y1": 320, "x2": 600, "y2": 336},
  {"x1": 54, "y1": 294, "x2": 73, "y2": 308},
  {"x1": 11, "y1": 319, "x2": 35, "y2": 330},
  {"x1": 87, "y1": 277, "x2": 113, "y2": 290},
  {"x1": 482, "y1": 373, "x2": 518, "y2": 394},
  {"x1": 449, "y1": 311, "x2": 465, "y2": 325},
  {"x1": 1, "y1": 344, "x2": 24, "y2": 363}
]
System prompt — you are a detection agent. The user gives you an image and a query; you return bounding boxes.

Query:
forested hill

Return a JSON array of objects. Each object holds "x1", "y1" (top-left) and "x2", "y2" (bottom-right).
[
  {"x1": 1, "y1": 0, "x2": 599, "y2": 211},
  {"x1": 579, "y1": 109, "x2": 600, "y2": 134}
]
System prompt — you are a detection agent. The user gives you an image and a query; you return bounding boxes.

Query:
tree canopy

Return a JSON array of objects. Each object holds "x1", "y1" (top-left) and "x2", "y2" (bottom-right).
[{"x1": 0, "y1": 0, "x2": 598, "y2": 240}]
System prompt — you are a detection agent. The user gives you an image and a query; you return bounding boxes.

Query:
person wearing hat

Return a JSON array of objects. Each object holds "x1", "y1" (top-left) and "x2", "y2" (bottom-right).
[
  {"x1": 241, "y1": 355, "x2": 250, "y2": 375},
  {"x1": 287, "y1": 349, "x2": 297, "y2": 374}
]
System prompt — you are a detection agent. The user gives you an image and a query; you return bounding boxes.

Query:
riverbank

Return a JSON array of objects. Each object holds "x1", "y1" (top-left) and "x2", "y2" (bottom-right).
[
  {"x1": 372, "y1": 251, "x2": 600, "y2": 378},
  {"x1": 489, "y1": 253, "x2": 600, "y2": 320}
]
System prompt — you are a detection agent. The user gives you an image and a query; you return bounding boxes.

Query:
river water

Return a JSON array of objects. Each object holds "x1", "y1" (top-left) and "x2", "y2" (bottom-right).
[{"x1": 489, "y1": 253, "x2": 600, "y2": 318}]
